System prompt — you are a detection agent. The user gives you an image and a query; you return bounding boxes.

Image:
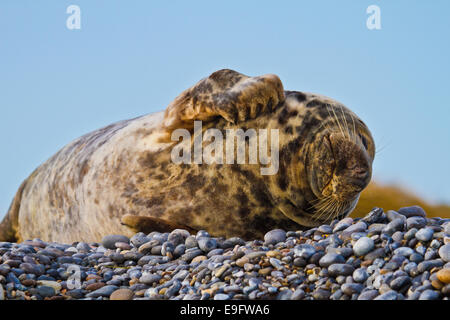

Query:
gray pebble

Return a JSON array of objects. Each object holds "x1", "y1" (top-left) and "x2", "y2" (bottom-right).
[
  {"x1": 362, "y1": 207, "x2": 385, "y2": 224},
  {"x1": 317, "y1": 225, "x2": 332, "y2": 234},
  {"x1": 294, "y1": 244, "x2": 316, "y2": 259},
  {"x1": 419, "y1": 289, "x2": 440, "y2": 300},
  {"x1": 86, "y1": 285, "x2": 118, "y2": 298},
  {"x1": 36, "y1": 286, "x2": 55, "y2": 298},
  {"x1": 389, "y1": 276, "x2": 411, "y2": 291},
  {"x1": 383, "y1": 219, "x2": 405, "y2": 235},
  {"x1": 184, "y1": 236, "x2": 198, "y2": 249},
  {"x1": 342, "y1": 222, "x2": 367, "y2": 236},
  {"x1": 139, "y1": 273, "x2": 162, "y2": 285},
  {"x1": 397, "y1": 206, "x2": 426, "y2": 218},
  {"x1": 291, "y1": 288, "x2": 305, "y2": 300},
  {"x1": 387, "y1": 210, "x2": 406, "y2": 222},
  {"x1": 341, "y1": 283, "x2": 364, "y2": 295},
  {"x1": 352, "y1": 268, "x2": 369, "y2": 283},
  {"x1": 438, "y1": 244, "x2": 450, "y2": 262},
  {"x1": 197, "y1": 237, "x2": 217, "y2": 252},
  {"x1": 319, "y1": 252, "x2": 345, "y2": 267},
  {"x1": 353, "y1": 237, "x2": 374, "y2": 256},
  {"x1": 415, "y1": 228, "x2": 434, "y2": 242},
  {"x1": 393, "y1": 246, "x2": 414, "y2": 257},
  {"x1": 406, "y1": 217, "x2": 427, "y2": 230},
  {"x1": 101, "y1": 235, "x2": 130, "y2": 250},
  {"x1": 264, "y1": 229, "x2": 286, "y2": 245},
  {"x1": 374, "y1": 290, "x2": 398, "y2": 300},
  {"x1": 333, "y1": 218, "x2": 353, "y2": 233},
  {"x1": 214, "y1": 293, "x2": 230, "y2": 300},
  {"x1": 328, "y1": 264, "x2": 355, "y2": 277},
  {"x1": 357, "y1": 289, "x2": 379, "y2": 300}
]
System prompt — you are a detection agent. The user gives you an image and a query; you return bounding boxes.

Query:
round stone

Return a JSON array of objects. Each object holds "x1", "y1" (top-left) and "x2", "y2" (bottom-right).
[
  {"x1": 397, "y1": 206, "x2": 426, "y2": 218},
  {"x1": 86, "y1": 282, "x2": 105, "y2": 291},
  {"x1": 386, "y1": 210, "x2": 405, "y2": 222},
  {"x1": 86, "y1": 285, "x2": 118, "y2": 298},
  {"x1": 438, "y1": 244, "x2": 450, "y2": 262},
  {"x1": 328, "y1": 264, "x2": 355, "y2": 277},
  {"x1": 333, "y1": 219, "x2": 352, "y2": 233},
  {"x1": 373, "y1": 290, "x2": 398, "y2": 300},
  {"x1": 291, "y1": 288, "x2": 305, "y2": 300},
  {"x1": 101, "y1": 235, "x2": 130, "y2": 250},
  {"x1": 115, "y1": 242, "x2": 132, "y2": 250},
  {"x1": 130, "y1": 233, "x2": 150, "y2": 247},
  {"x1": 319, "y1": 253, "x2": 345, "y2": 267},
  {"x1": 139, "y1": 273, "x2": 162, "y2": 285},
  {"x1": 184, "y1": 236, "x2": 198, "y2": 249},
  {"x1": 36, "y1": 286, "x2": 55, "y2": 298},
  {"x1": 415, "y1": 228, "x2": 434, "y2": 242},
  {"x1": 191, "y1": 255, "x2": 207, "y2": 263},
  {"x1": 393, "y1": 247, "x2": 415, "y2": 257},
  {"x1": 341, "y1": 283, "x2": 364, "y2": 295},
  {"x1": 406, "y1": 217, "x2": 427, "y2": 230},
  {"x1": 353, "y1": 268, "x2": 369, "y2": 283},
  {"x1": 383, "y1": 219, "x2": 405, "y2": 235},
  {"x1": 342, "y1": 222, "x2": 367, "y2": 235},
  {"x1": 264, "y1": 229, "x2": 286, "y2": 246},
  {"x1": 168, "y1": 229, "x2": 190, "y2": 246},
  {"x1": 357, "y1": 289, "x2": 379, "y2": 300},
  {"x1": 353, "y1": 237, "x2": 375, "y2": 256},
  {"x1": 444, "y1": 222, "x2": 450, "y2": 235},
  {"x1": 436, "y1": 269, "x2": 450, "y2": 284},
  {"x1": 161, "y1": 242, "x2": 175, "y2": 256},
  {"x1": 197, "y1": 237, "x2": 217, "y2": 252},
  {"x1": 418, "y1": 289, "x2": 440, "y2": 300},
  {"x1": 311, "y1": 288, "x2": 331, "y2": 300},
  {"x1": 293, "y1": 244, "x2": 316, "y2": 259},
  {"x1": 317, "y1": 225, "x2": 332, "y2": 234},
  {"x1": 389, "y1": 276, "x2": 411, "y2": 291},
  {"x1": 110, "y1": 288, "x2": 134, "y2": 300},
  {"x1": 36, "y1": 280, "x2": 62, "y2": 292},
  {"x1": 76, "y1": 242, "x2": 91, "y2": 252},
  {"x1": 214, "y1": 293, "x2": 230, "y2": 300}
]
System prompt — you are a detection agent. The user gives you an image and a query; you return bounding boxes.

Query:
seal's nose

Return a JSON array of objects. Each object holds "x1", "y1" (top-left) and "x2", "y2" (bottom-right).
[{"x1": 353, "y1": 167, "x2": 369, "y2": 181}]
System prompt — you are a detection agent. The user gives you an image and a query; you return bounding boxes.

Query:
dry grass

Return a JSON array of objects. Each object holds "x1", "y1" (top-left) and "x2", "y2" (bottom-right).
[{"x1": 350, "y1": 181, "x2": 450, "y2": 219}]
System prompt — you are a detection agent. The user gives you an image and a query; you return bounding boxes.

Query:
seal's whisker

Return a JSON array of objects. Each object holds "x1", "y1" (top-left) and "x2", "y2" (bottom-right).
[
  {"x1": 312, "y1": 196, "x2": 335, "y2": 221},
  {"x1": 350, "y1": 112, "x2": 357, "y2": 145},
  {"x1": 318, "y1": 118, "x2": 336, "y2": 137},
  {"x1": 339, "y1": 105, "x2": 351, "y2": 141},
  {"x1": 328, "y1": 105, "x2": 345, "y2": 139},
  {"x1": 323, "y1": 199, "x2": 338, "y2": 222}
]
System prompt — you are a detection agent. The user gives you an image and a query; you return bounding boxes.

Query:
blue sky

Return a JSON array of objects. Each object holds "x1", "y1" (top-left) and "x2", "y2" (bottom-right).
[{"x1": 0, "y1": 1, "x2": 449, "y2": 218}]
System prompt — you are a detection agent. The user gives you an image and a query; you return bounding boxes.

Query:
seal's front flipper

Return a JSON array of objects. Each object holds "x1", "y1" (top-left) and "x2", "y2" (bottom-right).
[
  {"x1": 121, "y1": 214, "x2": 197, "y2": 234},
  {"x1": 162, "y1": 69, "x2": 285, "y2": 132}
]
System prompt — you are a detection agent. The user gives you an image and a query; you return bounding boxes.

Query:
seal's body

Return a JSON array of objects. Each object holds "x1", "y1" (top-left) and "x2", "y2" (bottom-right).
[{"x1": 0, "y1": 69, "x2": 375, "y2": 243}]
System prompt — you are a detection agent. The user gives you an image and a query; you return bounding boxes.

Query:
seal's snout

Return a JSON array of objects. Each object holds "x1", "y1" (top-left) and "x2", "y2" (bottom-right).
[{"x1": 328, "y1": 132, "x2": 372, "y2": 199}]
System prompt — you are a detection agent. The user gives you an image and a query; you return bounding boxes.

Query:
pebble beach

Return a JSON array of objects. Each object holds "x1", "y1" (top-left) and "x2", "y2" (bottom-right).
[{"x1": 0, "y1": 206, "x2": 449, "y2": 300}]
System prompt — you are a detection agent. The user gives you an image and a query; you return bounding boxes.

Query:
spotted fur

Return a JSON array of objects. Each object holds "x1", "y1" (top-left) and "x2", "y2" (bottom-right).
[{"x1": 0, "y1": 69, "x2": 375, "y2": 243}]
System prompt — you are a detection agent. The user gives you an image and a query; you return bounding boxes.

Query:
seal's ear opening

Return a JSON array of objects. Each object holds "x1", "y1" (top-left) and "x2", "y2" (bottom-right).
[{"x1": 160, "y1": 69, "x2": 285, "y2": 137}]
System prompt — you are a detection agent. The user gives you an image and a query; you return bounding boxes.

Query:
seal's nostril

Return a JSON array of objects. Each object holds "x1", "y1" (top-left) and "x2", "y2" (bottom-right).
[{"x1": 354, "y1": 167, "x2": 369, "y2": 180}]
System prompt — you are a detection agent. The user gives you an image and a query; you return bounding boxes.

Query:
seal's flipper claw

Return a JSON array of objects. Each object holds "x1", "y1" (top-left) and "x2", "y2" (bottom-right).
[{"x1": 121, "y1": 214, "x2": 196, "y2": 234}]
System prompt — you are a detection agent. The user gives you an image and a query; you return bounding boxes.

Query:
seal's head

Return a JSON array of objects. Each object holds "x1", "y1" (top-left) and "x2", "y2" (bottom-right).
[
  {"x1": 307, "y1": 112, "x2": 374, "y2": 215},
  {"x1": 276, "y1": 92, "x2": 375, "y2": 226}
]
